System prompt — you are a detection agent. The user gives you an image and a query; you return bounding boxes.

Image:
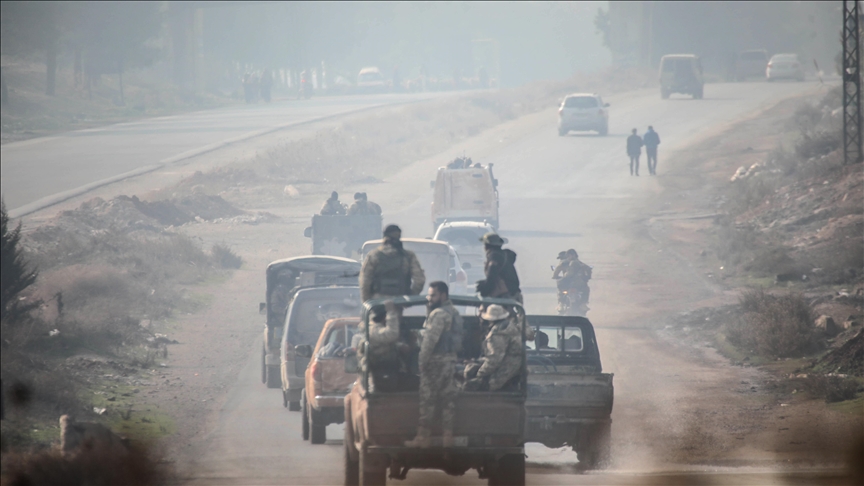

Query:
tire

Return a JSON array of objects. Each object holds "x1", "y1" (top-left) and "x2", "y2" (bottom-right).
[
  {"x1": 558, "y1": 127, "x2": 568, "y2": 136},
  {"x1": 579, "y1": 422, "x2": 611, "y2": 470},
  {"x1": 598, "y1": 124, "x2": 608, "y2": 136},
  {"x1": 261, "y1": 348, "x2": 267, "y2": 384},
  {"x1": 265, "y1": 364, "x2": 281, "y2": 389},
  {"x1": 344, "y1": 437, "x2": 359, "y2": 485},
  {"x1": 660, "y1": 88, "x2": 670, "y2": 99},
  {"x1": 310, "y1": 408, "x2": 327, "y2": 444},
  {"x1": 289, "y1": 400, "x2": 301, "y2": 412},
  {"x1": 359, "y1": 449, "x2": 386, "y2": 486},
  {"x1": 693, "y1": 88, "x2": 703, "y2": 100},
  {"x1": 490, "y1": 453, "x2": 525, "y2": 486},
  {"x1": 301, "y1": 390, "x2": 310, "y2": 440}
]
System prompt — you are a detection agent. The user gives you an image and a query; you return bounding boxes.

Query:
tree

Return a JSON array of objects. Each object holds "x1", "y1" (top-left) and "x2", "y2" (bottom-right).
[
  {"x1": 1, "y1": 200, "x2": 40, "y2": 323},
  {"x1": 0, "y1": 1, "x2": 65, "y2": 96}
]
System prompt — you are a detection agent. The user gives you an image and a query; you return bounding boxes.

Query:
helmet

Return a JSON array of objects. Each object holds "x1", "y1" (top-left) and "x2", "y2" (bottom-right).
[
  {"x1": 479, "y1": 233, "x2": 505, "y2": 246},
  {"x1": 480, "y1": 304, "x2": 509, "y2": 321}
]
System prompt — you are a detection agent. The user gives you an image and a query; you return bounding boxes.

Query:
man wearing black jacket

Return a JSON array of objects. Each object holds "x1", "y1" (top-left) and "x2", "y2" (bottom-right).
[
  {"x1": 475, "y1": 233, "x2": 522, "y2": 304},
  {"x1": 643, "y1": 126, "x2": 661, "y2": 176}
]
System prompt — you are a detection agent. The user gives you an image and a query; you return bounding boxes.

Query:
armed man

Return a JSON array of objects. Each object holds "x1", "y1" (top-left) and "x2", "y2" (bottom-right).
[
  {"x1": 406, "y1": 281, "x2": 463, "y2": 448},
  {"x1": 475, "y1": 233, "x2": 522, "y2": 304},
  {"x1": 360, "y1": 225, "x2": 425, "y2": 303},
  {"x1": 348, "y1": 192, "x2": 383, "y2": 216},
  {"x1": 464, "y1": 304, "x2": 523, "y2": 392},
  {"x1": 320, "y1": 191, "x2": 346, "y2": 215},
  {"x1": 353, "y1": 300, "x2": 404, "y2": 392}
]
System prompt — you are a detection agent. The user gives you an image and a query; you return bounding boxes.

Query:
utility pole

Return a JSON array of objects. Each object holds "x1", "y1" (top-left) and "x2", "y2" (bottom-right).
[{"x1": 842, "y1": 0, "x2": 862, "y2": 165}]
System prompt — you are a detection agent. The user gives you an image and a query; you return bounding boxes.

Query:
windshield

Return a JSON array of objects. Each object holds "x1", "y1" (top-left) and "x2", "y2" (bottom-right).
[
  {"x1": 528, "y1": 326, "x2": 584, "y2": 352},
  {"x1": 564, "y1": 96, "x2": 598, "y2": 109},
  {"x1": 437, "y1": 227, "x2": 488, "y2": 248},
  {"x1": 287, "y1": 296, "x2": 361, "y2": 344}
]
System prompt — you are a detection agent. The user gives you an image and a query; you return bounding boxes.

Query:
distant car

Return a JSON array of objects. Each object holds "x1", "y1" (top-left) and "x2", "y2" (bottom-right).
[
  {"x1": 356, "y1": 67, "x2": 388, "y2": 93},
  {"x1": 767, "y1": 53, "x2": 805, "y2": 82},
  {"x1": 659, "y1": 54, "x2": 704, "y2": 99},
  {"x1": 299, "y1": 317, "x2": 359, "y2": 444},
  {"x1": 433, "y1": 221, "x2": 495, "y2": 285},
  {"x1": 280, "y1": 287, "x2": 362, "y2": 411},
  {"x1": 736, "y1": 49, "x2": 769, "y2": 81},
  {"x1": 558, "y1": 93, "x2": 609, "y2": 136}
]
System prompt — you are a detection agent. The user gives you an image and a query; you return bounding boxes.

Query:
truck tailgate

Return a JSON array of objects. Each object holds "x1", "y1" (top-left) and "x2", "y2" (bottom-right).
[{"x1": 527, "y1": 371, "x2": 613, "y2": 419}]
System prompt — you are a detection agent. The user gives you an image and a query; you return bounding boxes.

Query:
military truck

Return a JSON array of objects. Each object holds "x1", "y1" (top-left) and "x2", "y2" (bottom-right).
[
  {"x1": 525, "y1": 316, "x2": 613, "y2": 469},
  {"x1": 304, "y1": 214, "x2": 382, "y2": 259},
  {"x1": 343, "y1": 295, "x2": 527, "y2": 486},
  {"x1": 259, "y1": 256, "x2": 361, "y2": 394},
  {"x1": 430, "y1": 160, "x2": 499, "y2": 233}
]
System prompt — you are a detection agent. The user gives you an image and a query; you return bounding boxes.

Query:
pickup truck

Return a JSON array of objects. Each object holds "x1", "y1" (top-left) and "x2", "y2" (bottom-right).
[
  {"x1": 297, "y1": 317, "x2": 360, "y2": 444},
  {"x1": 343, "y1": 295, "x2": 527, "y2": 486},
  {"x1": 525, "y1": 316, "x2": 613, "y2": 469}
]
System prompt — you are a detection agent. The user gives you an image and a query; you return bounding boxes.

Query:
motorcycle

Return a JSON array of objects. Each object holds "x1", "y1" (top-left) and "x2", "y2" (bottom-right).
[
  {"x1": 298, "y1": 72, "x2": 312, "y2": 100},
  {"x1": 552, "y1": 265, "x2": 589, "y2": 317}
]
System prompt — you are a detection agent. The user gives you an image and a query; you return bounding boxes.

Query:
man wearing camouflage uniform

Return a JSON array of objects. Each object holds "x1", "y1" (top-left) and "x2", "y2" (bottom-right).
[
  {"x1": 465, "y1": 304, "x2": 523, "y2": 391},
  {"x1": 320, "y1": 191, "x2": 346, "y2": 215},
  {"x1": 406, "y1": 281, "x2": 463, "y2": 448},
  {"x1": 354, "y1": 300, "x2": 403, "y2": 392},
  {"x1": 476, "y1": 233, "x2": 522, "y2": 304},
  {"x1": 348, "y1": 192, "x2": 383, "y2": 216},
  {"x1": 360, "y1": 225, "x2": 425, "y2": 303}
]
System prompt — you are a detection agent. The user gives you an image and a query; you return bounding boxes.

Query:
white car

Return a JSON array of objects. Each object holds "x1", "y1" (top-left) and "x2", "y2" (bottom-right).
[
  {"x1": 558, "y1": 93, "x2": 609, "y2": 136},
  {"x1": 766, "y1": 54, "x2": 805, "y2": 82},
  {"x1": 433, "y1": 221, "x2": 496, "y2": 286},
  {"x1": 357, "y1": 67, "x2": 388, "y2": 93}
]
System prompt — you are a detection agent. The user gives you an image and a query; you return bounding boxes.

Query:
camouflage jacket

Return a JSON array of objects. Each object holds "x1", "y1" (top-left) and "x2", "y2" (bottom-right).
[
  {"x1": 355, "y1": 311, "x2": 401, "y2": 370},
  {"x1": 419, "y1": 301, "x2": 461, "y2": 368},
  {"x1": 476, "y1": 318, "x2": 523, "y2": 391},
  {"x1": 360, "y1": 243, "x2": 426, "y2": 302},
  {"x1": 348, "y1": 200, "x2": 382, "y2": 216},
  {"x1": 320, "y1": 199, "x2": 346, "y2": 216}
]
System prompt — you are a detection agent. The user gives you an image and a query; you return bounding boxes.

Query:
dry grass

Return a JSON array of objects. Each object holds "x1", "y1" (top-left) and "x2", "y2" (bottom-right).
[
  {"x1": 798, "y1": 374, "x2": 861, "y2": 403},
  {"x1": 728, "y1": 289, "x2": 815, "y2": 358},
  {"x1": 211, "y1": 244, "x2": 243, "y2": 269}
]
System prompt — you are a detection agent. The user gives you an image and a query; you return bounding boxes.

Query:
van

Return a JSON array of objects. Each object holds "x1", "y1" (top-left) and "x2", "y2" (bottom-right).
[
  {"x1": 280, "y1": 286, "x2": 362, "y2": 410},
  {"x1": 659, "y1": 54, "x2": 704, "y2": 99},
  {"x1": 430, "y1": 163, "x2": 499, "y2": 232}
]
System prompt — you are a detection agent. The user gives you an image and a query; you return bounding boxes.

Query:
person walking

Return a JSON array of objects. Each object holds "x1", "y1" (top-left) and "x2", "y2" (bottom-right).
[
  {"x1": 643, "y1": 126, "x2": 661, "y2": 175},
  {"x1": 405, "y1": 281, "x2": 462, "y2": 448},
  {"x1": 626, "y1": 128, "x2": 644, "y2": 176}
]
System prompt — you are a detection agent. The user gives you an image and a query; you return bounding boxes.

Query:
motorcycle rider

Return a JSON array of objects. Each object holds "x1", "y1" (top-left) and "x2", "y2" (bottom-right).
[{"x1": 552, "y1": 249, "x2": 592, "y2": 312}]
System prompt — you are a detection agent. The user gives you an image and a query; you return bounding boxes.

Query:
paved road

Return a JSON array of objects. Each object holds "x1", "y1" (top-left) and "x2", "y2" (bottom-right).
[
  {"x1": 180, "y1": 80, "x2": 840, "y2": 485},
  {"x1": 0, "y1": 93, "x2": 444, "y2": 217}
]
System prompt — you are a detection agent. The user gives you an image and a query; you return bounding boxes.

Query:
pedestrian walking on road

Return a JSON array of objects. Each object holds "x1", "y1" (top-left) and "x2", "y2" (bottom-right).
[
  {"x1": 626, "y1": 128, "x2": 643, "y2": 176},
  {"x1": 643, "y1": 126, "x2": 661, "y2": 175}
]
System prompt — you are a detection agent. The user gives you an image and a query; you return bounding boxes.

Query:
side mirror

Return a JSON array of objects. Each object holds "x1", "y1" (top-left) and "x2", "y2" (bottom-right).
[
  {"x1": 344, "y1": 354, "x2": 361, "y2": 374},
  {"x1": 461, "y1": 262, "x2": 472, "y2": 270},
  {"x1": 259, "y1": 302, "x2": 266, "y2": 315},
  {"x1": 604, "y1": 103, "x2": 610, "y2": 107},
  {"x1": 294, "y1": 344, "x2": 313, "y2": 358},
  {"x1": 303, "y1": 227, "x2": 312, "y2": 238},
  {"x1": 430, "y1": 181, "x2": 436, "y2": 188}
]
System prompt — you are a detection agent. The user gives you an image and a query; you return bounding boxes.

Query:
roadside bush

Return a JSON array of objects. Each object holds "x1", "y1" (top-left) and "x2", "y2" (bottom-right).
[
  {"x1": 800, "y1": 374, "x2": 860, "y2": 403},
  {"x1": 211, "y1": 244, "x2": 242, "y2": 269},
  {"x1": 729, "y1": 289, "x2": 815, "y2": 358},
  {"x1": 1, "y1": 199, "x2": 40, "y2": 323}
]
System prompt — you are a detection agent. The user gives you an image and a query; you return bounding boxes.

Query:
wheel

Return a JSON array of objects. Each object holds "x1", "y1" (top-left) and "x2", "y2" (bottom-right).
[
  {"x1": 558, "y1": 127, "x2": 568, "y2": 136},
  {"x1": 579, "y1": 422, "x2": 611, "y2": 470},
  {"x1": 359, "y1": 449, "x2": 386, "y2": 486},
  {"x1": 261, "y1": 348, "x2": 267, "y2": 384},
  {"x1": 310, "y1": 408, "x2": 327, "y2": 444},
  {"x1": 598, "y1": 124, "x2": 608, "y2": 136},
  {"x1": 489, "y1": 453, "x2": 525, "y2": 486},
  {"x1": 344, "y1": 436, "x2": 359, "y2": 485},
  {"x1": 289, "y1": 400, "x2": 301, "y2": 412},
  {"x1": 301, "y1": 390, "x2": 310, "y2": 440},
  {"x1": 265, "y1": 364, "x2": 281, "y2": 389},
  {"x1": 660, "y1": 88, "x2": 670, "y2": 99},
  {"x1": 693, "y1": 88, "x2": 703, "y2": 100}
]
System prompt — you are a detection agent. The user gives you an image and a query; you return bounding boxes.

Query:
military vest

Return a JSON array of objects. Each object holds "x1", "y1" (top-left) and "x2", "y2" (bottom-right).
[
  {"x1": 433, "y1": 304, "x2": 464, "y2": 356},
  {"x1": 371, "y1": 249, "x2": 411, "y2": 296}
]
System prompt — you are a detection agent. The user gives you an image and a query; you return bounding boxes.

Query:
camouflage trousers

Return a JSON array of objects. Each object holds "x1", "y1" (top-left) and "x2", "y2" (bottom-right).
[{"x1": 418, "y1": 356, "x2": 457, "y2": 431}]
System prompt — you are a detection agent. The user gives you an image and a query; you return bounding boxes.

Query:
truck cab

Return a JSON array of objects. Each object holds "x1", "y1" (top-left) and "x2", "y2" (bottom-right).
[
  {"x1": 304, "y1": 214, "x2": 382, "y2": 259},
  {"x1": 659, "y1": 54, "x2": 704, "y2": 99},
  {"x1": 525, "y1": 316, "x2": 613, "y2": 469},
  {"x1": 343, "y1": 295, "x2": 527, "y2": 486}
]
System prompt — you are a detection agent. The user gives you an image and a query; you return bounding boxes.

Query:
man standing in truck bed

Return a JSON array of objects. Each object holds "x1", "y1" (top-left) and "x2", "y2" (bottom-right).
[
  {"x1": 476, "y1": 233, "x2": 522, "y2": 304},
  {"x1": 406, "y1": 281, "x2": 462, "y2": 448},
  {"x1": 360, "y1": 225, "x2": 425, "y2": 303}
]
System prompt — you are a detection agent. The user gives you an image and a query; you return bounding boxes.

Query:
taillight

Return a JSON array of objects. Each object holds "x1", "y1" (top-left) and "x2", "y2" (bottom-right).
[
  {"x1": 456, "y1": 270, "x2": 467, "y2": 284},
  {"x1": 311, "y1": 361, "x2": 322, "y2": 382}
]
